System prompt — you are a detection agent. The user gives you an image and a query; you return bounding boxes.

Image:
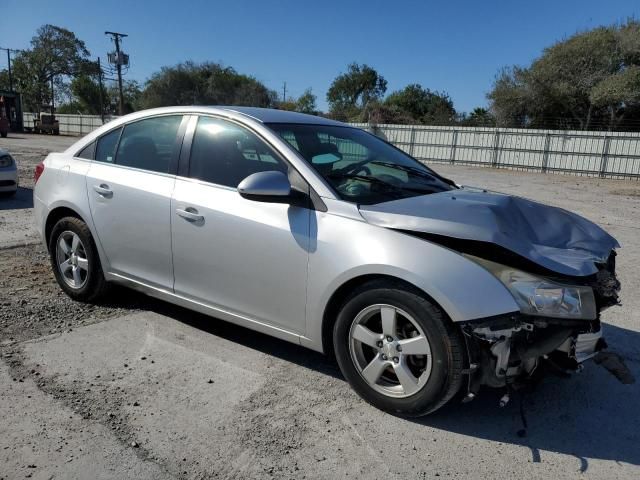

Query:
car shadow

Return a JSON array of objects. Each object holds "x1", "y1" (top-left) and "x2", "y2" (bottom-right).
[
  {"x1": 103, "y1": 289, "x2": 639, "y2": 469},
  {"x1": 0, "y1": 187, "x2": 33, "y2": 210}
]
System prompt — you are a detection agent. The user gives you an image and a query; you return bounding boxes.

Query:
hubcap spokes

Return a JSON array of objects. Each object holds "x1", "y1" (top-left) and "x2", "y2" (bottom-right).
[
  {"x1": 56, "y1": 231, "x2": 89, "y2": 289},
  {"x1": 349, "y1": 304, "x2": 432, "y2": 398}
]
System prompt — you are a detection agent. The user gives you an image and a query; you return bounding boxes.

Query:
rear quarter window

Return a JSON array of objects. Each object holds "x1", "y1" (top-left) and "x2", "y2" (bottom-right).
[
  {"x1": 95, "y1": 127, "x2": 122, "y2": 163},
  {"x1": 76, "y1": 141, "x2": 95, "y2": 160}
]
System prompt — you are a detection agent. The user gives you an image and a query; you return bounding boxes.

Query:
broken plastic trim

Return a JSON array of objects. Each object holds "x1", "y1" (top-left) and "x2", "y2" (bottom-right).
[{"x1": 459, "y1": 313, "x2": 604, "y2": 397}]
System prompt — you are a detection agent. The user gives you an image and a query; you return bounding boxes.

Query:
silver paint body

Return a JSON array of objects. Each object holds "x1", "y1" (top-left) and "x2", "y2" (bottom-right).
[
  {"x1": 0, "y1": 147, "x2": 18, "y2": 193},
  {"x1": 35, "y1": 106, "x2": 563, "y2": 354}
]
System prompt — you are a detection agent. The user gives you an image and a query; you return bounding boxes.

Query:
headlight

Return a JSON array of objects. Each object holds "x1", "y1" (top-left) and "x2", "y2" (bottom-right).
[
  {"x1": 467, "y1": 255, "x2": 596, "y2": 320},
  {"x1": 0, "y1": 155, "x2": 13, "y2": 168}
]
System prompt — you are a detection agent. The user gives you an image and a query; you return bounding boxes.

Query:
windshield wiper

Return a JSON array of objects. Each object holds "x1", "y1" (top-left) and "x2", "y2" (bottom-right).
[
  {"x1": 370, "y1": 160, "x2": 457, "y2": 187},
  {"x1": 370, "y1": 161, "x2": 438, "y2": 180},
  {"x1": 327, "y1": 173, "x2": 435, "y2": 194}
]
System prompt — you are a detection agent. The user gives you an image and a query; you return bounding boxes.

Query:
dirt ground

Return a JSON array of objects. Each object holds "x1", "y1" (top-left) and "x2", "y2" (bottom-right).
[{"x1": 0, "y1": 134, "x2": 639, "y2": 480}]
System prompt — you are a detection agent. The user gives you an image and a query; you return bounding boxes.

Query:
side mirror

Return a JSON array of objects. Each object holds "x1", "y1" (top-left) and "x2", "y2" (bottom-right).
[{"x1": 238, "y1": 171, "x2": 292, "y2": 202}]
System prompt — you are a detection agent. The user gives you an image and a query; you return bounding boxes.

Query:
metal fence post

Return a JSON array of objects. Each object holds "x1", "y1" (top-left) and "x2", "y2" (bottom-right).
[
  {"x1": 449, "y1": 130, "x2": 458, "y2": 164},
  {"x1": 409, "y1": 127, "x2": 416, "y2": 157},
  {"x1": 491, "y1": 130, "x2": 500, "y2": 167},
  {"x1": 541, "y1": 132, "x2": 551, "y2": 173},
  {"x1": 599, "y1": 135, "x2": 611, "y2": 178}
]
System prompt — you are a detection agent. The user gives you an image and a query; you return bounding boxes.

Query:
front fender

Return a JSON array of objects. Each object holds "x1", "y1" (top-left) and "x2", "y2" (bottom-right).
[{"x1": 303, "y1": 211, "x2": 519, "y2": 352}]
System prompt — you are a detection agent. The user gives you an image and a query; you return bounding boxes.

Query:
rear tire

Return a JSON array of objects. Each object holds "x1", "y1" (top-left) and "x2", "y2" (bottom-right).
[
  {"x1": 48, "y1": 216, "x2": 109, "y2": 302},
  {"x1": 333, "y1": 280, "x2": 465, "y2": 416}
]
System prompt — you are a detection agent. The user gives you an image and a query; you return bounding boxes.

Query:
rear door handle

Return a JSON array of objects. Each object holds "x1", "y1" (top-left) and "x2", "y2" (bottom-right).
[
  {"x1": 176, "y1": 207, "x2": 204, "y2": 223},
  {"x1": 93, "y1": 184, "x2": 113, "y2": 198}
]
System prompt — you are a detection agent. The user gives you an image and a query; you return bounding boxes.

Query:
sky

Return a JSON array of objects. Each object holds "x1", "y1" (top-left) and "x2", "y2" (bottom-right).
[{"x1": 1, "y1": 0, "x2": 638, "y2": 113}]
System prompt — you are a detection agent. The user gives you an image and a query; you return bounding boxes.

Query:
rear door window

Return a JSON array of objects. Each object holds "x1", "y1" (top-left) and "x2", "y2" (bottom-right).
[{"x1": 115, "y1": 115, "x2": 183, "y2": 174}]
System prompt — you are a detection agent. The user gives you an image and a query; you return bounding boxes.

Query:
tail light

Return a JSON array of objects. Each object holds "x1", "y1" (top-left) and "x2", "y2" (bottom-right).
[{"x1": 34, "y1": 162, "x2": 45, "y2": 184}]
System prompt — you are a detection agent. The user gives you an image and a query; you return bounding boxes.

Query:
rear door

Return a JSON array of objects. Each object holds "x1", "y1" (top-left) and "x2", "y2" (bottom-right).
[
  {"x1": 86, "y1": 114, "x2": 186, "y2": 289},
  {"x1": 170, "y1": 115, "x2": 311, "y2": 334}
]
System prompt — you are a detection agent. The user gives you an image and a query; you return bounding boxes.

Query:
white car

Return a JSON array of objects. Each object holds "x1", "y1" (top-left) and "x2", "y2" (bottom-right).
[{"x1": 0, "y1": 147, "x2": 18, "y2": 197}]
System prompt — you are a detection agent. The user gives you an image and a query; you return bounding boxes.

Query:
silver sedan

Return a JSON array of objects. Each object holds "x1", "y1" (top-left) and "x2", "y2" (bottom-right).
[{"x1": 33, "y1": 107, "x2": 620, "y2": 415}]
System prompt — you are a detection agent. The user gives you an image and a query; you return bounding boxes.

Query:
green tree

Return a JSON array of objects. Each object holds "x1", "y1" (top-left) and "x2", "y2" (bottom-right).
[
  {"x1": 0, "y1": 70, "x2": 10, "y2": 90},
  {"x1": 488, "y1": 20, "x2": 640, "y2": 130},
  {"x1": 9, "y1": 25, "x2": 91, "y2": 113},
  {"x1": 384, "y1": 84, "x2": 456, "y2": 124},
  {"x1": 459, "y1": 107, "x2": 496, "y2": 127},
  {"x1": 108, "y1": 80, "x2": 142, "y2": 114},
  {"x1": 277, "y1": 88, "x2": 318, "y2": 114},
  {"x1": 362, "y1": 100, "x2": 415, "y2": 125},
  {"x1": 68, "y1": 73, "x2": 108, "y2": 115},
  {"x1": 327, "y1": 63, "x2": 387, "y2": 120},
  {"x1": 140, "y1": 61, "x2": 277, "y2": 109},
  {"x1": 295, "y1": 88, "x2": 317, "y2": 114}
]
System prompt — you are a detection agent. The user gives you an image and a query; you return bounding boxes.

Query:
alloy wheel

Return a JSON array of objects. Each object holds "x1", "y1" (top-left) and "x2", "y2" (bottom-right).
[
  {"x1": 55, "y1": 231, "x2": 89, "y2": 289},
  {"x1": 349, "y1": 304, "x2": 433, "y2": 398}
]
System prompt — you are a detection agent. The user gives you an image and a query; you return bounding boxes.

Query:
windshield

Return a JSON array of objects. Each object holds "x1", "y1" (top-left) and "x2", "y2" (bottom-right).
[{"x1": 266, "y1": 123, "x2": 455, "y2": 205}]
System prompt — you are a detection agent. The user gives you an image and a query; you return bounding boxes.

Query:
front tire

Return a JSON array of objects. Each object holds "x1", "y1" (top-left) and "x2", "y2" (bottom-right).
[
  {"x1": 333, "y1": 280, "x2": 465, "y2": 416},
  {"x1": 49, "y1": 216, "x2": 109, "y2": 302}
]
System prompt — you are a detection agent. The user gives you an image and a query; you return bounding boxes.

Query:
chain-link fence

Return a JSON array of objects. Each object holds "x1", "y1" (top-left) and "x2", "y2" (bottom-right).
[{"x1": 352, "y1": 123, "x2": 640, "y2": 179}]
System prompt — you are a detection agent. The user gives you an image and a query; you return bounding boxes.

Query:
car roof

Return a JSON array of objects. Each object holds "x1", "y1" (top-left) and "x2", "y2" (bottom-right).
[{"x1": 207, "y1": 106, "x2": 345, "y2": 126}]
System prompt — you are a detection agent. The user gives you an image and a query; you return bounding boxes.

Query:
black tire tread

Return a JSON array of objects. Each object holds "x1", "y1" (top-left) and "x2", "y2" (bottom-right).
[
  {"x1": 48, "y1": 216, "x2": 110, "y2": 302},
  {"x1": 334, "y1": 279, "x2": 466, "y2": 417}
]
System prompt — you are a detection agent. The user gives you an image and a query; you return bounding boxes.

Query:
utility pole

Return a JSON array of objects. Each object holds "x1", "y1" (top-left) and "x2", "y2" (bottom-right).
[
  {"x1": 282, "y1": 82, "x2": 287, "y2": 103},
  {"x1": 50, "y1": 75, "x2": 55, "y2": 115},
  {"x1": 105, "y1": 31, "x2": 128, "y2": 115},
  {"x1": 97, "y1": 57, "x2": 105, "y2": 123},
  {"x1": 6, "y1": 49, "x2": 12, "y2": 92},
  {"x1": 0, "y1": 48, "x2": 15, "y2": 91}
]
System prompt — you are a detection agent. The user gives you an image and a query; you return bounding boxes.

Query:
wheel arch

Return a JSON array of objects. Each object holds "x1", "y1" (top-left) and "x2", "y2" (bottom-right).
[
  {"x1": 321, "y1": 274, "x2": 450, "y2": 358},
  {"x1": 45, "y1": 206, "x2": 87, "y2": 251}
]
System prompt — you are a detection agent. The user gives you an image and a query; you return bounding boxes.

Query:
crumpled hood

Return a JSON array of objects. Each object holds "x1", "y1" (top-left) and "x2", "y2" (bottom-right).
[{"x1": 359, "y1": 187, "x2": 620, "y2": 277}]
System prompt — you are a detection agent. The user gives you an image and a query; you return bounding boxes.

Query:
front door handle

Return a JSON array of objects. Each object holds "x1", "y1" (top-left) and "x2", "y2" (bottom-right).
[
  {"x1": 176, "y1": 207, "x2": 204, "y2": 223},
  {"x1": 93, "y1": 184, "x2": 113, "y2": 198}
]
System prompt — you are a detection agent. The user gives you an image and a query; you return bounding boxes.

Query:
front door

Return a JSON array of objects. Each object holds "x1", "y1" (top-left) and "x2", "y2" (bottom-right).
[{"x1": 171, "y1": 116, "x2": 311, "y2": 334}]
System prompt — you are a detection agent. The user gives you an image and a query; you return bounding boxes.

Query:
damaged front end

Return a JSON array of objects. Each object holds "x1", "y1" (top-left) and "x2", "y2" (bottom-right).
[
  {"x1": 358, "y1": 187, "x2": 623, "y2": 400},
  {"x1": 460, "y1": 252, "x2": 620, "y2": 400}
]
